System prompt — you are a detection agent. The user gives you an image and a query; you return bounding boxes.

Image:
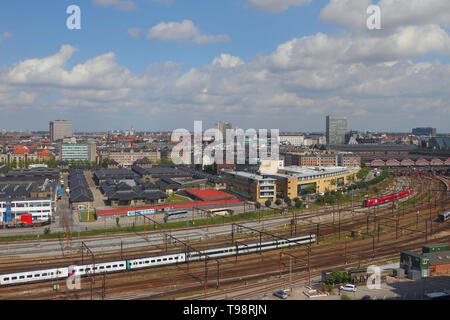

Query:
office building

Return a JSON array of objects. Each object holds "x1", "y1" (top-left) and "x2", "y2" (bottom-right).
[
  {"x1": 216, "y1": 121, "x2": 232, "y2": 142},
  {"x1": 50, "y1": 120, "x2": 73, "y2": 142},
  {"x1": 412, "y1": 127, "x2": 437, "y2": 137},
  {"x1": 61, "y1": 142, "x2": 97, "y2": 162},
  {"x1": 326, "y1": 116, "x2": 347, "y2": 145}
]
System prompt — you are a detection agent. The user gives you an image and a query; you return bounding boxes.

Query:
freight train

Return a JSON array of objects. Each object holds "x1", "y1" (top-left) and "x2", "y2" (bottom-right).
[
  {"x1": 363, "y1": 189, "x2": 413, "y2": 207},
  {"x1": 0, "y1": 233, "x2": 315, "y2": 287}
]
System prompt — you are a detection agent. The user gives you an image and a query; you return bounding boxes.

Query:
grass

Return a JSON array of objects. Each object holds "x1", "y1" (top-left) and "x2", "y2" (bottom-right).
[
  {"x1": 165, "y1": 194, "x2": 193, "y2": 204},
  {"x1": 399, "y1": 190, "x2": 430, "y2": 209}
]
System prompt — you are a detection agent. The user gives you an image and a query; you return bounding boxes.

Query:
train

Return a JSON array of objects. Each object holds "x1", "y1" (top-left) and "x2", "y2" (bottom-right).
[
  {"x1": 0, "y1": 233, "x2": 315, "y2": 287},
  {"x1": 363, "y1": 189, "x2": 413, "y2": 207}
]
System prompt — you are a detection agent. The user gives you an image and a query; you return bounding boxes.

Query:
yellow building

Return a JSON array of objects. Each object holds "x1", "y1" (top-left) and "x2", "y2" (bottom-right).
[{"x1": 262, "y1": 166, "x2": 359, "y2": 199}]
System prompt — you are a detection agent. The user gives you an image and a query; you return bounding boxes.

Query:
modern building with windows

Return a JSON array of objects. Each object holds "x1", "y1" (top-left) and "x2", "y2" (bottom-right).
[
  {"x1": 261, "y1": 166, "x2": 360, "y2": 199},
  {"x1": 326, "y1": 116, "x2": 347, "y2": 145},
  {"x1": 412, "y1": 127, "x2": 436, "y2": 137},
  {"x1": 50, "y1": 120, "x2": 73, "y2": 142},
  {"x1": 223, "y1": 171, "x2": 276, "y2": 202},
  {"x1": 61, "y1": 142, "x2": 97, "y2": 162}
]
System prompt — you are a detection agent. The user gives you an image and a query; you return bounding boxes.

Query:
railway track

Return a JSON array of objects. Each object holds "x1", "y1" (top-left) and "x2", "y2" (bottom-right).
[{"x1": 0, "y1": 174, "x2": 448, "y2": 299}]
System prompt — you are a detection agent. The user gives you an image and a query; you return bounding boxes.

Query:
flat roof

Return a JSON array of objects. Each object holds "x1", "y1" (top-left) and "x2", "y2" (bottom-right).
[
  {"x1": 185, "y1": 189, "x2": 236, "y2": 201},
  {"x1": 262, "y1": 166, "x2": 358, "y2": 179}
]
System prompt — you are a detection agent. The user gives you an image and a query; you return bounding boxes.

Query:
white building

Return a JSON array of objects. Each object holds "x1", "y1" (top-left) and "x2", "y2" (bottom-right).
[
  {"x1": 0, "y1": 199, "x2": 53, "y2": 222},
  {"x1": 280, "y1": 135, "x2": 304, "y2": 147}
]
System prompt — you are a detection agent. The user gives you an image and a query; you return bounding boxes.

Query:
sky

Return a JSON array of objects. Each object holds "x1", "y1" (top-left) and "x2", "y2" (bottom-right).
[{"x1": 0, "y1": 0, "x2": 449, "y2": 133}]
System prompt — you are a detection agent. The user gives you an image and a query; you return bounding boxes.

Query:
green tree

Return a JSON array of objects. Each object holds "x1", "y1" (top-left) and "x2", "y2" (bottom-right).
[
  {"x1": 284, "y1": 198, "x2": 292, "y2": 207},
  {"x1": 255, "y1": 202, "x2": 261, "y2": 209},
  {"x1": 275, "y1": 199, "x2": 282, "y2": 206},
  {"x1": 265, "y1": 199, "x2": 272, "y2": 207}
]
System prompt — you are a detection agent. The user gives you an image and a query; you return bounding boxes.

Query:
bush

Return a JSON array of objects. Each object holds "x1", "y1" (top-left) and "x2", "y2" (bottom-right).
[
  {"x1": 265, "y1": 199, "x2": 272, "y2": 207},
  {"x1": 284, "y1": 198, "x2": 292, "y2": 206},
  {"x1": 294, "y1": 200, "x2": 302, "y2": 208},
  {"x1": 275, "y1": 199, "x2": 282, "y2": 206},
  {"x1": 255, "y1": 202, "x2": 261, "y2": 209},
  {"x1": 341, "y1": 294, "x2": 351, "y2": 300},
  {"x1": 43, "y1": 227, "x2": 50, "y2": 235},
  {"x1": 327, "y1": 270, "x2": 349, "y2": 285}
]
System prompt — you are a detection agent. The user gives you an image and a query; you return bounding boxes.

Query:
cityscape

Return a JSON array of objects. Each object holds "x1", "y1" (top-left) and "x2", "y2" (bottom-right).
[{"x1": 0, "y1": 0, "x2": 449, "y2": 311}]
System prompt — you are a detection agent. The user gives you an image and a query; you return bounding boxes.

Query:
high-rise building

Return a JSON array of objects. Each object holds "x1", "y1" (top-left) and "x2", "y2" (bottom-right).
[
  {"x1": 50, "y1": 120, "x2": 73, "y2": 142},
  {"x1": 326, "y1": 116, "x2": 347, "y2": 145},
  {"x1": 215, "y1": 121, "x2": 232, "y2": 142},
  {"x1": 412, "y1": 127, "x2": 436, "y2": 137}
]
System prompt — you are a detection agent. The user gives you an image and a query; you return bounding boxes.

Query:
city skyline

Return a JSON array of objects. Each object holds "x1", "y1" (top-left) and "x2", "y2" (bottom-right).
[{"x1": 0, "y1": 1, "x2": 449, "y2": 132}]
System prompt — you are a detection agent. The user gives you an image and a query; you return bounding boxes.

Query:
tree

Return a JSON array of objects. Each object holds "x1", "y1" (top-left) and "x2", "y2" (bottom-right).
[
  {"x1": 275, "y1": 199, "x2": 282, "y2": 206},
  {"x1": 255, "y1": 202, "x2": 261, "y2": 209},
  {"x1": 294, "y1": 199, "x2": 302, "y2": 209},
  {"x1": 265, "y1": 199, "x2": 272, "y2": 207},
  {"x1": 116, "y1": 217, "x2": 120, "y2": 228},
  {"x1": 284, "y1": 198, "x2": 292, "y2": 207}
]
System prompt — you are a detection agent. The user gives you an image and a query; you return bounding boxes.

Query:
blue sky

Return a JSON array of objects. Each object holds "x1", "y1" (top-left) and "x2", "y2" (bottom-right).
[
  {"x1": 0, "y1": 0, "x2": 332, "y2": 71},
  {"x1": 0, "y1": 0, "x2": 449, "y2": 132}
]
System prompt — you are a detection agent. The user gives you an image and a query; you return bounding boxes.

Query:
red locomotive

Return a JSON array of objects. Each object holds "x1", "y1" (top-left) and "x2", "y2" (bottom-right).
[{"x1": 363, "y1": 189, "x2": 413, "y2": 207}]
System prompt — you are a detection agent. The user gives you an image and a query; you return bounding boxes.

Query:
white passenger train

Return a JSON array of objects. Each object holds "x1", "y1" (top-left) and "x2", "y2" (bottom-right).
[{"x1": 0, "y1": 233, "x2": 315, "y2": 287}]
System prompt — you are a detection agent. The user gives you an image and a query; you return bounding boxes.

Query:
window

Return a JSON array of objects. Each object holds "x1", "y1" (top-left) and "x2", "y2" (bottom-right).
[
  {"x1": 27, "y1": 275, "x2": 32, "y2": 278},
  {"x1": 20, "y1": 276, "x2": 25, "y2": 279},
  {"x1": 157, "y1": 259, "x2": 161, "y2": 262},
  {"x1": 42, "y1": 273, "x2": 47, "y2": 276},
  {"x1": 4, "y1": 278, "x2": 9, "y2": 281},
  {"x1": 106, "y1": 266, "x2": 111, "y2": 269},
  {"x1": 113, "y1": 265, "x2": 117, "y2": 268},
  {"x1": 35, "y1": 274, "x2": 40, "y2": 277},
  {"x1": 12, "y1": 277, "x2": 17, "y2": 280},
  {"x1": 100, "y1": 266, "x2": 105, "y2": 270}
]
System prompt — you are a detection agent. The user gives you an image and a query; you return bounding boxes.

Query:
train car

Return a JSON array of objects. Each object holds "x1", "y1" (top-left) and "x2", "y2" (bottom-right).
[
  {"x1": 438, "y1": 211, "x2": 450, "y2": 223},
  {"x1": 0, "y1": 233, "x2": 315, "y2": 287},
  {"x1": 69, "y1": 260, "x2": 127, "y2": 277},
  {"x1": 126, "y1": 253, "x2": 185, "y2": 270},
  {"x1": 0, "y1": 267, "x2": 68, "y2": 286},
  {"x1": 363, "y1": 189, "x2": 413, "y2": 207}
]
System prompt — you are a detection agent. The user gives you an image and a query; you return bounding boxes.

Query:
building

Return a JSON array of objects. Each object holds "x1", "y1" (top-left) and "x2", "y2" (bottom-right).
[
  {"x1": 103, "y1": 148, "x2": 161, "y2": 167},
  {"x1": 280, "y1": 134, "x2": 304, "y2": 147},
  {"x1": 223, "y1": 171, "x2": 276, "y2": 202},
  {"x1": 400, "y1": 245, "x2": 450, "y2": 278},
  {"x1": 61, "y1": 142, "x2": 97, "y2": 162},
  {"x1": 216, "y1": 121, "x2": 232, "y2": 142},
  {"x1": 264, "y1": 166, "x2": 359, "y2": 199},
  {"x1": 412, "y1": 127, "x2": 437, "y2": 137},
  {"x1": 326, "y1": 116, "x2": 347, "y2": 145},
  {"x1": 50, "y1": 120, "x2": 73, "y2": 142},
  {"x1": 0, "y1": 168, "x2": 60, "y2": 223}
]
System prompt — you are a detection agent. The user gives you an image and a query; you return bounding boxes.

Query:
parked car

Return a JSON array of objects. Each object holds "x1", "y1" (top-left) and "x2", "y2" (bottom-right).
[
  {"x1": 361, "y1": 295, "x2": 371, "y2": 300},
  {"x1": 340, "y1": 284, "x2": 357, "y2": 292},
  {"x1": 273, "y1": 290, "x2": 288, "y2": 299}
]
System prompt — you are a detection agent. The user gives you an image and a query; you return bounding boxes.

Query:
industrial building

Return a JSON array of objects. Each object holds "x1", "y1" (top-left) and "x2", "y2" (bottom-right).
[{"x1": 399, "y1": 244, "x2": 450, "y2": 279}]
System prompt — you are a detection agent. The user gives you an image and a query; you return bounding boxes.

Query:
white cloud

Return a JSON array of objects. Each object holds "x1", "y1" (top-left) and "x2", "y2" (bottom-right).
[
  {"x1": 1, "y1": 1, "x2": 449, "y2": 131},
  {"x1": 212, "y1": 54, "x2": 245, "y2": 68},
  {"x1": 249, "y1": 0, "x2": 311, "y2": 13},
  {"x1": 320, "y1": 0, "x2": 450, "y2": 31},
  {"x1": 147, "y1": 20, "x2": 229, "y2": 44}
]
